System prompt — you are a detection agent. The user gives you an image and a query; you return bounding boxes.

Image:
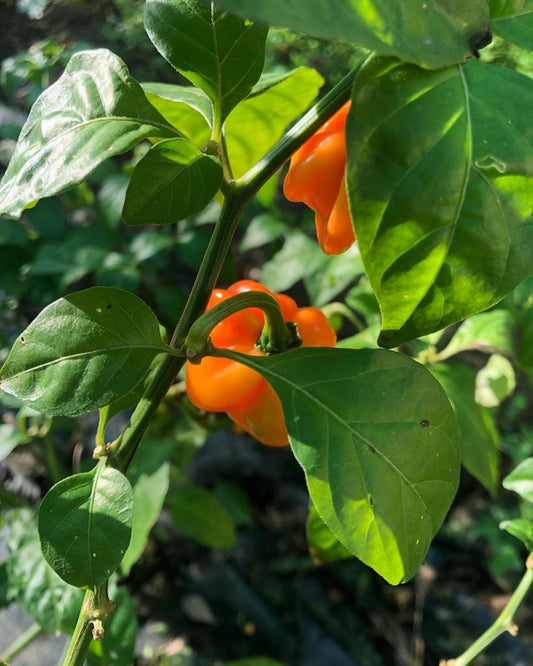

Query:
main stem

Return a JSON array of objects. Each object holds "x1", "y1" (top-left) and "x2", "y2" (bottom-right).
[
  {"x1": 108, "y1": 63, "x2": 360, "y2": 473},
  {"x1": 447, "y1": 558, "x2": 533, "y2": 666},
  {"x1": 61, "y1": 590, "x2": 94, "y2": 666}
]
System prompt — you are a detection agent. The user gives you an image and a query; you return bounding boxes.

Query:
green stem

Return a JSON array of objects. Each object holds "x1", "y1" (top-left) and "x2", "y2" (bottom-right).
[
  {"x1": 108, "y1": 63, "x2": 362, "y2": 474},
  {"x1": 1, "y1": 623, "x2": 42, "y2": 662},
  {"x1": 184, "y1": 291, "x2": 296, "y2": 360},
  {"x1": 450, "y1": 559, "x2": 533, "y2": 666},
  {"x1": 61, "y1": 590, "x2": 94, "y2": 666}
]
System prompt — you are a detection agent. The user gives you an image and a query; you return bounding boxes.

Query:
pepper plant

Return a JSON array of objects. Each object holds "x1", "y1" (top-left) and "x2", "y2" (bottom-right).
[{"x1": 1, "y1": 1, "x2": 533, "y2": 664}]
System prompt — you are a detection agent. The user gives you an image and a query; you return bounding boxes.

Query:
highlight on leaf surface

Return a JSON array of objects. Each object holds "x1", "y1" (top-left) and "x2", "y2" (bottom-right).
[{"x1": 0, "y1": 287, "x2": 170, "y2": 416}]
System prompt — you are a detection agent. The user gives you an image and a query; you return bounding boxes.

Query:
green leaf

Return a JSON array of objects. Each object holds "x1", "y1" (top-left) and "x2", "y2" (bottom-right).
[
  {"x1": 304, "y1": 244, "x2": 364, "y2": 307},
  {"x1": 225, "y1": 660, "x2": 284, "y2": 666},
  {"x1": 224, "y1": 67, "x2": 324, "y2": 177},
  {"x1": 0, "y1": 287, "x2": 169, "y2": 416},
  {"x1": 167, "y1": 484, "x2": 236, "y2": 549},
  {"x1": 475, "y1": 354, "x2": 516, "y2": 407},
  {"x1": 211, "y1": 0, "x2": 490, "y2": 69},
  {"x1": 0, "y1": 49, "x2": 176, "y2": 218},
  {"x1": 239, "y1": 214, "x2": 286, "y2": 252},
  {"x1": 429, "y1": 362, "x2": 500, "y2": 496},
  {"x1": 143, "y1": 82, "x2": 213, "y2": 145},
  {"x1": 346, "y1": 58, "x2": 533, "y2": 347},
  {"x1": 7, "y1": 509, "x2": 85, "y2": 632},
  {"x1": 220, "y1": 347, "x2": 460, "y2": 584},
  {"x1": 38, "y1": 462, "x2": 133, "y2": 588},
  {"x1": 306, "y1": 502, "x2": 352, "y2": 565},
  {"x1": 437, "y1": 309, "x2": 516, "y2": 361},
  {"x1": 500, "y1": 518, "x2": 533, "y2": 551},
  {"x1": 0, "y1": 423, "x2": 25, "y2": 461},
  {"x1": 144, "y1": 0, "x2": 267, "y2": 124},
  {"x1": 261, "y1": 230, "x2": 324, "y2": 293},
  {"x1": 503, "y1": 458, "x2": 533, "y2": 503},
  {"x1": 121, "y1": 438, "x2": 174, "y2": 575},
  {"x1": 123, "y1": 138, "x2": 223, "y2": 225},
  {"x1": 490, "y1": 0, "x2": 533, "y2": 49}
]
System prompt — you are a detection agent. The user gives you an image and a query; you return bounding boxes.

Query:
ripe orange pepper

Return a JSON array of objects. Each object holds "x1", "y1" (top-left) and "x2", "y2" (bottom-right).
[
  {"x1": 185, "y1": 280, "x2": 336, "y2": 447},
  {"x1": 283, "y1": 101, "x2": 355, "y2": 255}
]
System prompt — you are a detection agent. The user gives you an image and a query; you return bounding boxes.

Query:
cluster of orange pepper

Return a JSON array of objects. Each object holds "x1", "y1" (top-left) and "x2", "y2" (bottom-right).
[
  {"x1": 186, "y1": 280, "x2": 336, "y2": 447},
  {"x1": 283, "y1": 101, "x2": 355, "y2": 255},
  {"x1": 186, "y1": 105, "x2": 355, "y2": 446}
]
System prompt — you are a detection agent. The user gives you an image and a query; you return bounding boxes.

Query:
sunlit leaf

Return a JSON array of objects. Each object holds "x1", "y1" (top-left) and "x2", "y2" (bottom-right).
[
  {"x1": 0, "y1": 49, "x2": 176, "y2": 218},
  {"x1": 503, "y1": 458, "x2": 533, "y2": 503},
  {"x1": 430, "y1": 363, "x2": 500, "y2": 495},
  {"x1": 145, "y1": 0, "x2": 267, "y2": 123},
  {"x1": 221, "y1": 347, "x2": 460, "y2": 584},
  {"x1": 346, "y1": 57, "x2": 533, "y2": 347},
  {"x1": 211, "y1": 0, "x2": 490, "y2": 69}
]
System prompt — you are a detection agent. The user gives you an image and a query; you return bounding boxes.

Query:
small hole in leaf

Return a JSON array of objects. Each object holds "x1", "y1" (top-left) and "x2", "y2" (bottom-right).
[
  {"x1": 106, "y1": 304, "x2": 112, "y2": 310},
  {"x1": 367, "y1": 444, "x2": 376, "y2": 454},
  {"x1": 20, "y1": 336, "x2": 25, "y2": 343},
  {"x1": 420, "y1": 419, "x2": 430, "y2": 428},
  {"x1": 96, "y1": 307, "x2": 102, "y2": 314}
]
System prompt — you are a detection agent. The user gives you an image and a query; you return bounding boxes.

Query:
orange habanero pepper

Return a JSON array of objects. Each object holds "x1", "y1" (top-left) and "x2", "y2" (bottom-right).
[
  {"x1": 185, "y1": 279, "x2": 336, "y2": 447},
  {"x1": 283, "y1": 101, "x2": 355, "y2": 255}
]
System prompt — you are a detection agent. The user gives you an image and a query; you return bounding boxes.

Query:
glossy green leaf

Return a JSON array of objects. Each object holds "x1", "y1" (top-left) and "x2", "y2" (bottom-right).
[
  {"x1": 121, "y1": 438, "x2": 174, "y2": 575},
  {"x1": 225, "y1": 67, "x2": 324, "y2": 177},
  {"x1": 221, "y1": 347, "x2": 460, "y2": 584},
  {"x1": 145, "y1": 0, "x2": 267, "y2": 123},
  {"x1": 306, "y1": 502, "x2": 352, "y2": 565},
  {"x1": 500, "y1": 518, "x2": 533, "y2": 551},
  {"x1": 490, "y1": 0, "x2": 533, "y2": 49},
  {"x1": 211, "y1": 0, "x2": 489, "y2": 69},
  {"x1": 38, "y1": 462, "x2": 133, "y2": 588},
  {"x1": 0, "y1": 49, "x2": 176, "y2": 218},
  {"x1": 123, "y1": 138, "x2": 223, "y2": 225},
  {"x1": 437, "y1": 310, "x2": 515, "y2": 361},
  {"x1": 346, "y1": 58, "x2": 533, "y2": 347},
  {"x1": 503, "y1": 458, "x2": 533, "y2": 503},
  {"x1": 475, "y1": 354, "x2": 516, "y2": 407},
  {"x1": 430, "y1": 363, "x2": 500, "y2": 495},
  {"x1": 143, "y1": 82, "x2": 212, "y2": 145},
  {"x1": 0, "y1": 287, "x2": 169, "y2": 416},
  {"x1": 7, "y1": 509, "x2": 85, "y2": 633},
  {"x1": 167, "y1": 484, "x2": 236, "y2": 549}
]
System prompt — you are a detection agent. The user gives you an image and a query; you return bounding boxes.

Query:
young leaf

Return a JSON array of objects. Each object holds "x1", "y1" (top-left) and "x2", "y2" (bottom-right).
[
  {"x1": 0, "y1": 49, "x2": 176, "y2": 218},
  {"x1": 142, "y1": 82, "x2": 213, "y2": 145},
  {"x1": 490, "y1": 0, "x2": 533, "y2": 50},
  {"x1": 210, "y1": 0, "x2": 490, "y2": 69},
  {"x1": 346, "y1": 58, "x2": 533, "y2": 347},
  {"x1": 500, "y1": 518, "x2": 533, "y2": 551},
  {"x1": 503, "y1": 458, "x2": 533, "y2": 503},
  {"x1": 224, "y1": 67, "x2": 324, "y2": 177},
  {"x1": 429, "y1": 363, "x2": 500, "y2": 496},
  {"x1": 167, "y1": 483, "x2": 236, "y2": 549},
  {"x1": 123, "y1": 138, "x2": 223, "y2": 225},
  {"x1": 0, "y1": 287, "x2": 169, "y2": 416},
  {"x1": 475, "y1": 354, "x2": 516, "y2": 407},
  {"x1": 38, "y1": 462, "x2": 133, "y2": 588},
  {"x1": 144, "y1": 0, "x2": 267, "y2": 125},
  {"x1": 219, "y1": 347, "x2": 461, "y2": 584}
]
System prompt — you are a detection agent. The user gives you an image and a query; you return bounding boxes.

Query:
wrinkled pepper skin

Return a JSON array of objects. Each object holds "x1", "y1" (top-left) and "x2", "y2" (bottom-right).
[
  {"x1": 283, "y1": 101, "x2": 355, "y2": 255},
  {"x1": 186, "y1": 280, "x2": 336, "y2": 447}
]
